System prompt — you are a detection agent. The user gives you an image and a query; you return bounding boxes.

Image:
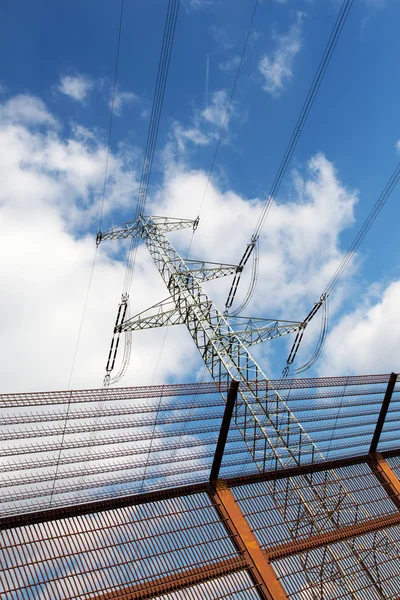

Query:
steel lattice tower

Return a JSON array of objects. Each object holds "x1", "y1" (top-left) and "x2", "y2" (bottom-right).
[{"x1": 100, "y1": 214, "x2": 313, "y2": 471}]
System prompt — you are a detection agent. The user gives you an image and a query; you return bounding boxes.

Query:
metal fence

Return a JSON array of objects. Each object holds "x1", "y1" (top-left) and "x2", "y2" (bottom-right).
[{"x1": 1, "y1": 373, "x2": 400, "y2": 599}]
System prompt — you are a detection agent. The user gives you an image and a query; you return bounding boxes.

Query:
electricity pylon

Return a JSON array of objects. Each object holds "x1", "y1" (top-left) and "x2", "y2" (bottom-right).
[
  {"x1": 99, "y1": 214, "x2": 394, "y2": 596},
  {"x1": 99, "y1": 214, "x2": 316, "y2": 471}
]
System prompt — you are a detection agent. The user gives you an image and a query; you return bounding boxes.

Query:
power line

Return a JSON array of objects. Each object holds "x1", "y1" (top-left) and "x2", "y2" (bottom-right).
[
  {"x1": 103, "y1": 0, "x2": 180, "y2": 386},
  {"x1": 323, "y1": 160, "x2": 400, "y2": 296},
  {"x1": 252, "y1": 0, "x2": 353, "y2": 240},
  {"x1": 50, "y1": 0, "x2": 126, "y2": 507},
  {"x1": 225, "y1": 0, "x2": 353, "y2": 314},
  {"x1": 196, "y1": 0, "x2": 259, "y2": 221},
  {"x1": 145, "y1": 2, "x2": 260, "y2": 458},
  {"x1": 49, "y1": 247, "x2": 98, "y2": 506},
  {"x1": 99, "y1": 0, "x2": 125, "y2": 235},
  {"x1": 285, "y1": 158, "x2": 400, "y2": 375},
  {"x1": 123, "y1": 0, "x2": 180, "y2": 294}
]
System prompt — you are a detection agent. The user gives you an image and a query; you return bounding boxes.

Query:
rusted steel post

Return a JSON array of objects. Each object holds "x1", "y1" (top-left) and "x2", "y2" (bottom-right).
[
  {"x1": 210, "y1": 480, "x2": 288, "y2": 600},
  {"x1": 369, "y1": 452, "x2": 400, "y2": 511},
  {"x1": 369, "y1": 372, "x2": 398, "y2": 454},
  {"x1": 210, "y1": 380, "x2": 239, "y2": 482}
]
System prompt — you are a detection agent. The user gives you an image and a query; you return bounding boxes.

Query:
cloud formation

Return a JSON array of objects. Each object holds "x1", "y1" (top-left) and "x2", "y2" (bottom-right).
[
  {"x1": 258, "y1": 12, "x2": 304, "y2": 97},
  {"x1": 1, "y1": 89, "x2": 394, "y2": 394},
  {"x1": 219, "y1": 55, "x2": 241, "y2": 72},
  {"x1": 0, "y1": 94, "x2": 57, "y2": 126},
  {"x1": 156, "y1": 153, "x2": 357, "y2": 319},
  {"x1": 320, "y1": 281, "x2": 400, "y2": 374},
  {"x1": 58, "y1": 73, "x2": 94, "y2": 102},
  {"x1": 0, "y1": 93, "x2": 198, "y2": 393},
  {"x1": 173, "y1": 90, "x2": 233, "y2": 151},
  {"x1": 111, "y1": 88, "x2": 139, "y2": 116}
]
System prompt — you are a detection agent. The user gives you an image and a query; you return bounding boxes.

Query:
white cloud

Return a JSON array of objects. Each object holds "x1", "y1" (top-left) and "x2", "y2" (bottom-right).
[
  {"x1": 0, "y1": 94, "x2": 57, "y2": 126},
  {"x1": 395, "y1": 138, "x2": 400, "y2": 152},
  {"x1": 258, "y1": 12, "x2": 305, "y2": 97},
  {"x1": 58, "y1": 73, "x2": 94, "y2": 102},
  {"x1": 320, "y1": 281, "x2": 400, "y2": 374},
  {"x1": 203, "y1": 89, "x2": 231, "y2": 127},
  {"x1": 111, "y1": 88, "x2": 139, "y2": 116},
  {"x1": 0, "y1": 93, "x2": 198, "y2": 393},
  {"x1": 154, "y1": 152, "x2": 357, "y2": 320},
  {"x1": 173, "y1": 90, "x2": 233, "y2": 151},
  {"x1": 173, "y1": 123, "x2": 210, "y2": 150},
  {"x1": 0, "y1": 92, "x2": 373, "y2": 395},
  {"x1": 219, "y1": 55, "x2": 241, "y2": 72}
]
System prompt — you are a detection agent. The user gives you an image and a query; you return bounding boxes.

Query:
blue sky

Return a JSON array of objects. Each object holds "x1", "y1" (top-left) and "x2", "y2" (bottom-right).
[{"x1": 1, "y1": 0, "x2": 400, "y2": 392}]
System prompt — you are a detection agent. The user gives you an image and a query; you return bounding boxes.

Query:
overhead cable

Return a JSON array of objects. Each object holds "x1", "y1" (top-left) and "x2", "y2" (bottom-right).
[
  {"x1": 195, "y1": 0, "x2": 259, "y2": 222},
  {"x1": 103, "y1": 0, "x2": 180, "y2": 387},
  {"x1": 49, "y1": 0, "x2": 126, "y2": 507},
  {"x1": 323, "y1": 160, "x2": 400, "y2": 297},
  {"x1": 98, "y1": 0, "x2": 125, "y2": 234},
  {"x1": 145, "y1": 3, "x2": 260, "y2": 485},
  {"x1": 285, "y1": 158, "x2": 400, "y2": 375},
  {"x1": 225, "y1": 0, "x2": 353, "y2": 314}
]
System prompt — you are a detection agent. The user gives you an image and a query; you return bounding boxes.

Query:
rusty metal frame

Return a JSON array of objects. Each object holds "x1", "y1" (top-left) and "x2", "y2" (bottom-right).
[
  {"x1": 3, "y1": 370, "x2": 400, "y2": 600},
  {"x1": 4, "y1": 449, "x2": 400, "y2": 531},
  {"x1": 0, "y1": 482, "x2": 208, "y2": 530},
  {"x1": 369, "y1": 451, "x2": 400, "y2": 511},
  {"x1": 3, "y1": 452, "x2": 400, "y2": 599},
  {"x1": 264, "y1": 511, "x2": 400, "y2": 560},
  {"x1": 210, "y1": 480, "x2": 288, "y2": 599},
  {"x1": 87, "y1": 557, "x2": 247, "y2": 600}
]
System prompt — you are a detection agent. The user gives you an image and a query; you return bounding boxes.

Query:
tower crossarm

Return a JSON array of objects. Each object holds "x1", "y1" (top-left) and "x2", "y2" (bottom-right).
[
  {"x1": 116, "y1": 297, "x2": 212, "y2": 333},
  {"x1": 174, "y1": 260, "x2": 241, "y2": 283},
  {"x1": 226, "y1": 316, "x2": 305, "y2": 346},
  {"x1": 99, "y1": 215, "x2": 196, "y2": 242}
]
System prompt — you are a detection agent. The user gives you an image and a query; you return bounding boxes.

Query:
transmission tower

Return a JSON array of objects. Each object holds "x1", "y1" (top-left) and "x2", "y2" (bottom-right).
[
  {"x1": 99, "y1": 214, "x2": 314, "y2": 471},
  {"x1": 98, "y1": 214, "x2": 395, "y2": 596}
]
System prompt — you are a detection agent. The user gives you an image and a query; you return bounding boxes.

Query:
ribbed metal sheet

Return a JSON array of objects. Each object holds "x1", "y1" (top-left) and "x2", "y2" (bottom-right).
[{"x1": 0, "y1": 491, "x2": 246, "y2": 600}]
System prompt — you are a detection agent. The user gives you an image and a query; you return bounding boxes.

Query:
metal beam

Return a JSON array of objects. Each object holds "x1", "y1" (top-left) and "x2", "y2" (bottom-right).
[
  {"x1": 86, "y1": 557, "x2": 247, "y2": 600},
  {"x1": 211, "y1": 480, "x2": 288, "y2": 600},
  {"x1": 104, "y1": 214, "x2": 320, "y2": 472},
  {"x1": 369, "y1": 372, "x2": 398, "y2": 454},
  {"x1": 0, "y1": 483, "x2": 208, "y2": 530},
  {"x1": 1, "y1": 455, "x2": 367, "y2": 530},
  {"x1": 264, "y1": 511, "x2": 400, "y2": 560},
  {"x1": 4, "y1": 448, "x2": 400, "y2": 531},
  {"x1": 225, "y1": 453, "x2": 370, "y2": 487},
  {"x1": 210, "y1": 380, "x2": 239, "y2": 482},
  {"x1": 369, "y1": 452, "x2": 400, "y2": 511},
  {"x1": 0, "y1": 373, "x2": 393, "y2": 408}
]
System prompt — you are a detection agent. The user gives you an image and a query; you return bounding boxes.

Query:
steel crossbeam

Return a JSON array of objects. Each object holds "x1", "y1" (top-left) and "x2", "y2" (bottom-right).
[
  {"x1": 178, "y1": 259, "x2": 241, "y2": 282},
  {"x1": 99, "y1": 215, "x2": 195, "y2": 241},
  {"x1": 116, "y1": 297, "x2": 186, "y2": 332},
  {"x1": 226, "y1": 316, "x2": 303, "y2": 346},
  {"x1": 87, "y1": 557, "x2": 248, "y2": 600}
]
